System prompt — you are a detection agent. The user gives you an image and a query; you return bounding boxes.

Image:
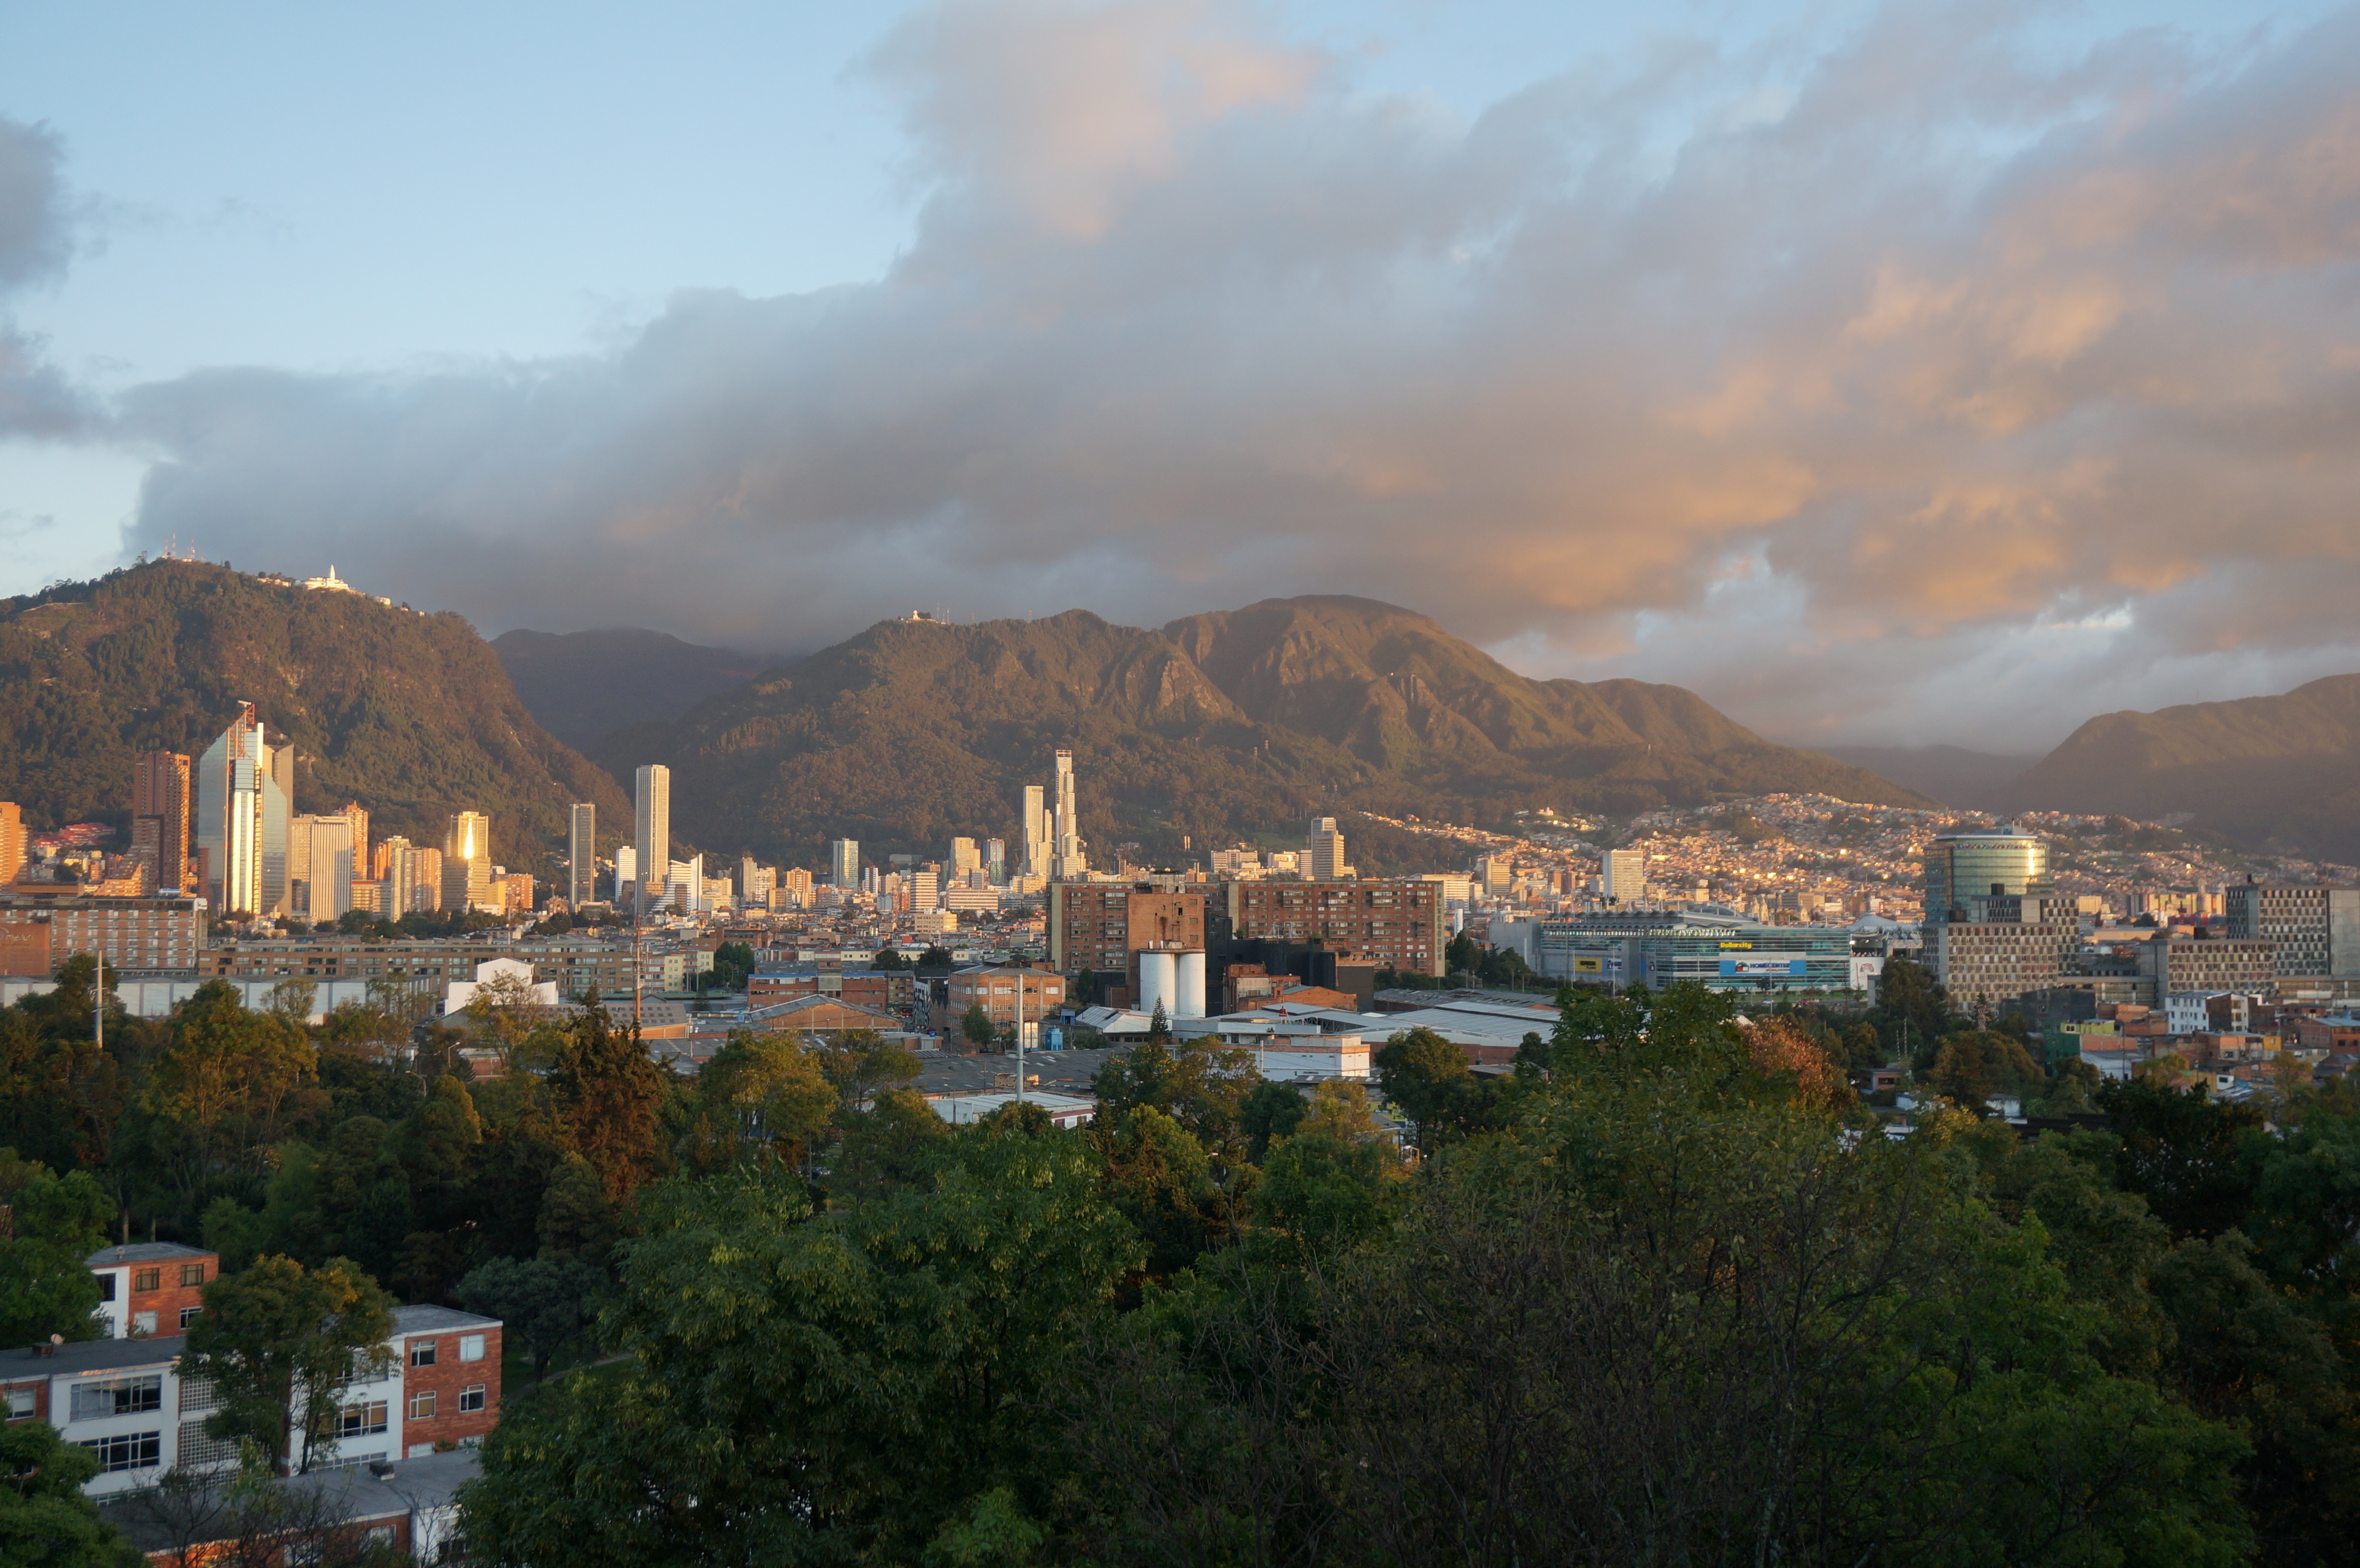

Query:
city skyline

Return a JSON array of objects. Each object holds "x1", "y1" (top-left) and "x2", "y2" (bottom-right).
[{"x1": 7, "y1": 2, "x2": 2360, "y2": 753}]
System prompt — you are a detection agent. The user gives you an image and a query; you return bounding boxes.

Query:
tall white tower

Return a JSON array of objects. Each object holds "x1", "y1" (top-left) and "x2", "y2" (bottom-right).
[
  {"x1": 634, "y1": 765, "x2": 670, "y2": 914},
  {"x1": 1022, "y1": 784, "x2": 1049, "y2": 880},
  {"x1": 568, "y1": 803, "x2": 597, "y2": 906},
  {"x1": 1050, "y1": 749, "x2": 1086, "y2": 881}
]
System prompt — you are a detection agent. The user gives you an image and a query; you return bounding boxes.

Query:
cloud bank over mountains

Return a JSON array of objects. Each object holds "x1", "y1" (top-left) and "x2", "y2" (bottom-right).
[
  {"x1": 0, "y1": 114, "x2": 87, "y2": 438},
  {"x1": 63, "y1": 2, "x2": 2360, "y2": 747}
]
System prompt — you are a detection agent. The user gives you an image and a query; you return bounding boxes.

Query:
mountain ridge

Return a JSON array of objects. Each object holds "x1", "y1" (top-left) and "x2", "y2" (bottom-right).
[
  {"x1": 597, "y1": 595, "x2": 1927, "y2": 867},
  {"x1": 2004, "y1": 674, "x2": 2360, "y2": 861}
]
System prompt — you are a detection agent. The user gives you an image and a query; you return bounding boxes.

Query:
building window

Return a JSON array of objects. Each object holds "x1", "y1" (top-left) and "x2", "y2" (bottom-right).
[
  {"x1": 81, "y1": 1431, "x2": 162, "y2": 1473},
  {"x1": 410, "y1": 1340, "x2": 437, "y2": 1367},
  {"x1": 132, "y1": 1311, "x2": 157, "y2": 1336},
  {"x1": 179, "y1": 1264, "x2": 206, "y2": 1287},
  {"x1": 96, "y1": 1274, "x2": 115, "y2": 1302},
  {"x1": 4, "y1": 1388, "x2": 34, "y2": 1420},
  {"x1": 338, "y1": 1400, "x2": 389, "y2": 1437},
  {"x1": 458, "y1": 1385, "x2": 486, "y2": 1413},
  {"x1": 134, "y1": 1268, "x2": 161, "y2": 1292},
  {"x1": 458, "y1": 1335, "x2": 485, "y2": 1363},
  {"x1": 408, "y1": 1391, "x2": 437, "y2": 1420},
  {"x1": 178, "y1": 1306, "x2": 202, "y2": 1330},
  {"x1": 71, "y1": 1376, "x2": 163, "y2": 1422}
]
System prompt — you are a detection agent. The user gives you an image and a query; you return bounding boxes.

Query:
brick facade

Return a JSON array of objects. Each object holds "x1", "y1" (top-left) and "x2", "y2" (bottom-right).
[{"x1": 396, "y1": 1319, "x2": 502, "y2": 1456}]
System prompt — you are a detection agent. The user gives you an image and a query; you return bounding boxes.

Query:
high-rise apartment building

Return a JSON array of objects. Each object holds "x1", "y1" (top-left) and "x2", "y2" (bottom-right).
[
  {"x1": 949, "y1": 837, "x2": 981, "y2": 878},
  {"x1": 1602, "y1": 848, "x2": 1646, "y2": 903},
  {"x1": 1022, "y1": 786, "x2": 1050, "y2": 880},
  {"x1": 340, "y1": 802, "x2": 369, "y2": 884},
  {"x1": 1048, "y1": 883, "x2": 1206, "y2": 990},
  {"x1": 1223, "y1": 879, "x2": 1446, "y2": 977},
  {"x1": 195, "y1": 705, "x2": 292, "y2": 917},
  {"x1": 0, "y1": 802, "x2": 24, "y2": 886},
  {"x1": 131, "y1": 752, "x2": 192, "y2": 892},
  {"x1": 1050, "y1": 750, "x2": 1086, "y2": 881},
  {"x1": 633, "y1": 766, "x2": 669, "y2": 913},
  {"x1": 830, "y1": 839, "x2": 861, "y2": 890},
  {"x1": 1307, "y1": 817, "x2": 1355, "y2": 881},
  {"x1": 985, "y1": 838, "x2": 1007, "y2": 884},
  {"x1": 568, "y1": 804, "x2": 597, "y2": 907},
  {"x1": 286, "y1": 814, "x2": 355, "y2": 920},
  {"x1": 442, "y1": 812, "x2": 494, "y2": 913},
  {"x1": 2224, "y1": 881, "x2": 2360, "y2": 979}
]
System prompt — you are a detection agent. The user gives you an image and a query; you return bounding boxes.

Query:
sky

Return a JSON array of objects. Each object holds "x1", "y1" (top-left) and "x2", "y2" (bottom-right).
[{"x1": 3, "y1": 0, "x2": 2358, "y2": 755}]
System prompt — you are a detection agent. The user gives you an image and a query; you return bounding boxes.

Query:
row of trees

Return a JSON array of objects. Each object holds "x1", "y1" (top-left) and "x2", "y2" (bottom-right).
[{"x1": 450, "y1": 980, "x2": 2360, "y2": 1566}]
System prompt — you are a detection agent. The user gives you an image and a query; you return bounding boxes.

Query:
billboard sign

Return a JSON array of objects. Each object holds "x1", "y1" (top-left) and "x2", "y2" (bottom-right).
[{"x1": 1720, "y1": 956, "x2": 1807, "y2": 978}]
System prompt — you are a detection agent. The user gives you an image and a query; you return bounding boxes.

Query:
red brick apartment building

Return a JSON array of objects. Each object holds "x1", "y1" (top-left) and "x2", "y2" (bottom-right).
[
  {"x1": 1224, "y1": 880, "x2": 1444, "y2": 978},
  {"x1": 1047, "y1": 886, "x2": 1205, "y2": 984},
  {"x1": 748, "y1": 969, "x2": 917, "y2": 1013},
  {"x1": 86, "y1": 1243, "x2": 216, "y2": 1339}
]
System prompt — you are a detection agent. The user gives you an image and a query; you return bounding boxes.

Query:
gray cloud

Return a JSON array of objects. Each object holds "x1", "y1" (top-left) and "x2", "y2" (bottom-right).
[
  {"x1": 0, "y1": 114, "x2": 87, "y2": 438},
  {"x1": 113, "y1": 1, "x2": 2360, "y2": 747}
]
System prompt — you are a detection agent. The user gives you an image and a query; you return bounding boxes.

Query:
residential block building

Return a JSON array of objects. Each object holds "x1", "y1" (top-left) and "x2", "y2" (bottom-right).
[
  {"x1": 1048, "y1": 884, "x2": 1206, "y2": 983},
  {"x1": 0, "y1": 894, "x2": 208, "y2": 976},
  {"x1": 86, "y1": 1243, "x2": 216, "y2": 1339},
  {"x1": 1222, "y1": 879, "x2": 1444, "y2": 978},
  {"x1": 0, "y1": 1305, "x2": 501, "y2": 1496}
]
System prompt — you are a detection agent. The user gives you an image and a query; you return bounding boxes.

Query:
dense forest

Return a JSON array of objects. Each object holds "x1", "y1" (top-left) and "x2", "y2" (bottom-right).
[{"x1": 2, "y1": 955, "x2": 2350, "y2": 1564}]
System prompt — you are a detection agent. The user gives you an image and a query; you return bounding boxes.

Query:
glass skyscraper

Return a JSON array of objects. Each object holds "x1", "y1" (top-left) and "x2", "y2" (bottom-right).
[{"x1": 1923, "y1": 829, "x2": 2050, "y2": 923}]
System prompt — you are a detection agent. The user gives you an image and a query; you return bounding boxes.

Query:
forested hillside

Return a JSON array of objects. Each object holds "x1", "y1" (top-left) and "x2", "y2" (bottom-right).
[{"x1": 0, "y1": 562, "x2": 629, "y2": 877}]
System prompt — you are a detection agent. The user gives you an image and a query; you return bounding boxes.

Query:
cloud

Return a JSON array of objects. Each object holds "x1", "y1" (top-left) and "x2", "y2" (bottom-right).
[
  {"x1": 0, "y1": 114, "x2": 88, "y2": 438},
  {"x1": 112, "y1": 0, "x2": 2360, "y2": 747}
]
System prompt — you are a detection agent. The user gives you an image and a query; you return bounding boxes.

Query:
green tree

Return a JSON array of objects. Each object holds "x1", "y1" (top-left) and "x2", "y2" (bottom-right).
[
  {"x1": 961, "y1": 1004, "x2": 996, "y2": 1050},
  {"x1": 1927, "y1": 1029, "x2": 2045, "y2": 1109},
  {"x1": 813, "y1": 1029, "x2": 921, "y2": 1113},
  {"x1": 543, "y1": 1006, "x2": 671, "y2": 1205},
  {"x1": 1374, "y1": 1026, "x2": 1506, "y2": 1148},
  {"x1": 459, "y1": 1131, "x2": 1143, "y2": 1566},
  {"x1": 0, "y1": 1418, "x2": 142, "y2": 1566},
  {"x1": 1237, "y1": 1079, "x2": 1306, "y2": 1162},
  {"x1": 137, "y1": 981, "x2": 320, "y2": 1217},
  {"x1": 178, "y1": 1255, "x2": 395, "y2": 1474},
  {"x1": 0, "y1": 1155, "x2": 115, "y2": 1346},
  {"x1": 829, "y1": 1088, "x2": 951, "y2": 1200},
  {"x1": 680, "y1": 1032, "x2": 838, "y2": 1171},
  {"x1": 536, "y1": 1152, "x2": 616, "y2": 1271},
  {"x1": 1096, "y1": 1106, "x2": 1229, "y2": 1286},
  {"x1": 457, "y1": 1255, "x2": 608, "y2": 1381}
]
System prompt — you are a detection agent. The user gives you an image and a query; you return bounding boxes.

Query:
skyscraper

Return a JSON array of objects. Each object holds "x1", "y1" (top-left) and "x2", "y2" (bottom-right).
[
  {"x1": 568, "y1": 803, "x2": 597, "y2": 907},
  {"x1": 1307, "y1": 817, "x2": 1355, "y2": 881},
  {"x1": 339, "y1": 802, "x2": 369, "y2": 888},
  {"x1": 1602, "y1": 848, "x2": 1646, "y2": 902},
  {"x1": 287, "y1": 815, "x2": 355, "y2": 920},
  {"x1": 985, "y1": 837, "x2": 1007, "y2": 884},
  {"x1": 131, "y1": 751, "x2": 192, "y2": 892},
  {"x1": 1050, "y1": 749, "x2": 1086, "y2": 881},
  {"x1": 1922, "y1": 829, "x2": 2049, "y2": 926},
  {"x1": 634, "y1": 765, "x2": 670, "y2": 914},
  {"x1": 949, "y1": 837, "x2": 981, "y2": 877},
  {"x1": 0, "y1": 802, "x2": 22, "y2": 886},
  {"x1": 442, "y1": 812, "x2": 493, "y2": 912},
  {"x1": 830, "y1": 838, "x2": 860, "y2": 890},
  {"x1": 195, "y1": 704, "x2": 289, "y2": 917},
  {"x1": 1022, "y1": 785, "x2": 1049, "y2": 880}
]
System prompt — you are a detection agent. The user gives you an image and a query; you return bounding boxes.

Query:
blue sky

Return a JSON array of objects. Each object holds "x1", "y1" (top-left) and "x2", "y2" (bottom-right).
[{"x1": 3, "y1": 0, "x2": 2354, "y2": 748}]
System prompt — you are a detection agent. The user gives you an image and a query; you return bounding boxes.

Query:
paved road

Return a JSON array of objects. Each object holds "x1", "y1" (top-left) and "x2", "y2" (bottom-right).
[{"x1": 917, "y1": 1044, "x2": 1124, "y2": 1098}]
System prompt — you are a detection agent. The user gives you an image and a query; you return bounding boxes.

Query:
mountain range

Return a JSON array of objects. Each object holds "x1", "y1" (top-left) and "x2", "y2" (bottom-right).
[
  {"x1": 565, "y1": 595, "x2": 1923, "y2": 869},
  {"x1": 16, "y1": 563, "x2": 2360, "y2": 878}
]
